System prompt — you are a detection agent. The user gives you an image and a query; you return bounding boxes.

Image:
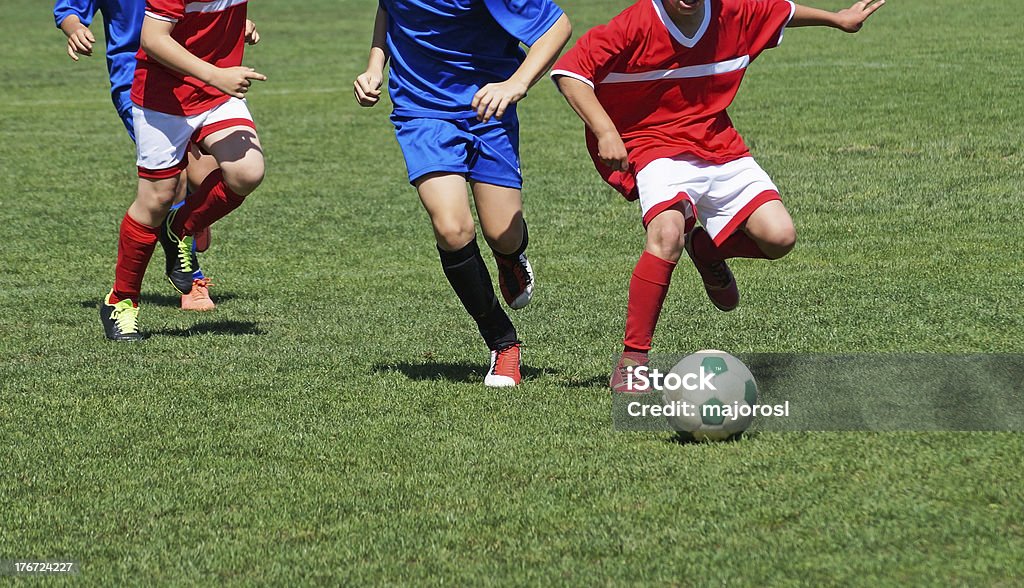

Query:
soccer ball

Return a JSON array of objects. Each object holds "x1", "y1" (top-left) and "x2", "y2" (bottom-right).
[{"x1": 661, "y1": 350, "x2": 758, "y2": 441}]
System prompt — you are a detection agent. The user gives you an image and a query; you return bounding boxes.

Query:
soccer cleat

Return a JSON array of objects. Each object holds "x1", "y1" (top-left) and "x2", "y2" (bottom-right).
[
  {"x1": 485, "y1": 342, "x2": 522, "y2": 387},
  {"x1": 158, "y1": 208, "x2": 197, "y2": 295},
  {"x1": 495, "y1": 253, "x2": 534, "y2": 310},
  {"x1": 685, "y1": 227, "x2": 739, "y2": 312},
  {"x1": 610, "y1": 351, "x2": 650, "y2": 393},
  {"x1": 180, "y1": 278, "x2": 216, "y2": 311},
  {"x1": 194, "y1": 225, "x2": 211, "y2": 253},
  {"x1": 99, "y1": 291, "x2": 144, "y2": 342}
]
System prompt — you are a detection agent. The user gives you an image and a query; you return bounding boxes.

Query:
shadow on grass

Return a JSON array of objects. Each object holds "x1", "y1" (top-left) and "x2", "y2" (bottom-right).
[
  {"x1": 153, "y1": 320, "x2": 264, "y2": 337},
  {"x1": 78, "y1": 291, "x2": 241, "y2": 309},
  {"x1": 562, "y1": 374, "x2": 612, "y2": 389},
  {"x1": 663, "y1": 430, "x2": 756, "y2": 446},
  {"x1": 373, "y1": 361, "x2": 556, "y2": 383}
]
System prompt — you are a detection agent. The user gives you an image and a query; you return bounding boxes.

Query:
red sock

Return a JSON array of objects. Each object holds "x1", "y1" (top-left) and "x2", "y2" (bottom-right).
[
  {"x1": 692, "y1": 227, "x2": 767, "y2": 261},
  {"x1": 623, "y1": 251, "x2": 677, "y2": 353},
  {"x1": 111, "y1": 213, "x2": 159, "y2": 305},
  {"x1": 171, "y1": 169, "x2": 246, "y2": 237}
]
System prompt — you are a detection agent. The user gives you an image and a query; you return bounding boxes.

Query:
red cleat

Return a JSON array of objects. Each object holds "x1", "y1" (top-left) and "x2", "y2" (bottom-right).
[
  {"x1": 685, "y1": 227, "x2": 739, "y2": 312},
  {"x1": 610, "y1": 351, "x2": 650, "y2": 394},
  {"x1": 485, "y1": 342, "x2": 522, "y2": 387}
]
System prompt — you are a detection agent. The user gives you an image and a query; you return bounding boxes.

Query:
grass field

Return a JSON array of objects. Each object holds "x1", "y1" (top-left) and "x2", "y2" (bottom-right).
[{"x1": 2, "y1": 0, "x2": 1023, "y2": 584}]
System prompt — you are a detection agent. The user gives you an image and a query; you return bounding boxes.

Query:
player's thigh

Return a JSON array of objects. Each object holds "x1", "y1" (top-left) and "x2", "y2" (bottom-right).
[
  {"x1": 470, "y1": 182, "x2": 523, "y2": 242},
  {"x1": 416, "y1": 172, "x2": 475, "y2": 249},
  {"x1": 129, "y1": 175, "x2": 181, "y2": 226},
  {"x1": 200, "y1": 124, "x2": 264, "y2": 195},
  {"x1": 644, "y1": 204, "x2": 689, "y2": 262},
  {"x1": 185, "y1": 146, "x2": 220, "y2": 191},
  {"x1": 743, "y1": 199, "x2": 796, "y2": 253}
]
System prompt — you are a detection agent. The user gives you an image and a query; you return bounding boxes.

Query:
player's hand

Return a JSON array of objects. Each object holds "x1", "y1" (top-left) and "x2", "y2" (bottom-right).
[
  {"x1": 210, "y1": 66, "x2": 267, "y2": 99},
  {"x1": 471, "y1": 79, "x2": 529, "y2": 122},
  {"x1": 597, "y1": 131, "x2": 629, "y2": 172},
  {"x1": 835, "y1": 0, "x2": 885, "y2": 32},
  {"x1": 245, "y1": 19, "x2": 260, "y2": 45},
  {"x1": 65, "y1": 25, "x2": 95, "y2": 61},
  {"x1": 353, "y1": 71, "x2": 383, "y2": 107}
]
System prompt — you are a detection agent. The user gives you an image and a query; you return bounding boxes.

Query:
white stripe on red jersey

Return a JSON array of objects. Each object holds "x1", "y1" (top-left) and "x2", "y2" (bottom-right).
[
  {"x1": 185, "y1": 0, "x2": 248, "y2": 14},
  {"x1": 602, "y1": 55, "x2": 750, "y2": 84}
]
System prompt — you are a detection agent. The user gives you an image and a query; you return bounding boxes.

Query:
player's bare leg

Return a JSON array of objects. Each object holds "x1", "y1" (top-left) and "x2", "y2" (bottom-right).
[
  {"x1": 418, "y1": 173, "x2": 521, "y2": 387},
  {"x1": 100, "y1": 174, "x2": 181, "y2": 341},
  {"x1": 740, "y1": 199, "x2": 796, "y2": 259},
  {"x1": 129, "y1": 175, "x2": 180, "y2": 227},
  {"x1": 419, "y1": 173, "x2": 476, "y2": 251},
  {"x1": 160, "y1": 125, "x2": 263, "y2": 297},
  {"x1": 201, "y1": 126, "x2": 265, "y2": 197},
  {"x1": 472, "y1": 181, "x2": 533, "y2": 310},
  {"x1": 644, "y1": 205, "x2": 688, "y2": 262}
]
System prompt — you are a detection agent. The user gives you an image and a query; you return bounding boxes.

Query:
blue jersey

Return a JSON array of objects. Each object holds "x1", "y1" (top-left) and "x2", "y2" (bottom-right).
[
  {"x1": 380, "y1": 0, "x2": 563, "y2": 119},
  {"x1": 54, "y1": 0, "x2": 144, "y2": 137}
]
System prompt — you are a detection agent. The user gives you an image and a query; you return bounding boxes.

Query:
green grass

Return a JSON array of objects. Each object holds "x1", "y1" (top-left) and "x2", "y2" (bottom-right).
[{"x1": 2, "y1": 0, "x2": 1023, "y2": 584}]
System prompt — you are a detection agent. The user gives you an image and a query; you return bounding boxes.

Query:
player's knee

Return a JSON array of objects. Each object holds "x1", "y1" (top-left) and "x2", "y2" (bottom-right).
[
  {"x1": 759, "y1": 226, "x2": 797, "y2": 259},
  {"x1": 223, "y1": 163, "x2": 265, "y2": 197},
  {"x1": 648, "y1": 221, "x2": 686, "y2": 259},
  {"x1": 433, "y1": 220, "x2": 476, "y2": 251},
  {"x1": 137, "y1": 181, "x2": 178, "y2": 210},
  {"x1": 482, "y1": 226, "x2": 521, "y2": 255}
]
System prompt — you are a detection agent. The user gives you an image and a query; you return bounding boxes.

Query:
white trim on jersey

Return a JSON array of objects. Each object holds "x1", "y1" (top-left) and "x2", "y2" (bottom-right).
[
  {"x1": 550, "y1": 69, "x2": 595, "y2": 89},
  {"x1": 185, "y1": 0, "x2": 247, "y2": 14},
  {"x1": 776, "y1": 1, "x2": 797, "y2": 47},
  {"x1": 144, "y1": 11, "x2": 178, "y2": 23},
  {"x1": 601, "y1": 55, "x2": 750, "y2": 85},
  {"x1": 651, "y1": 0, "x2": 712, "y2": 48}
]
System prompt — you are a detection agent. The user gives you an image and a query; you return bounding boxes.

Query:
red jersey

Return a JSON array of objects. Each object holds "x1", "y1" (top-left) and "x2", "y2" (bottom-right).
[
  {"x1": 132, "y1": 0, "x2": 249, "y2": 116},
  {"x1": 552, "y1": 0, "x2": 794, "y2": 200}
]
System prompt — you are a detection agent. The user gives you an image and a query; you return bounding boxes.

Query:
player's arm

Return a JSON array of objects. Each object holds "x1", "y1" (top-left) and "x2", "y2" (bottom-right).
[
  {"x1": 552, "y1": 76, "x2": 628, "y2": 172},
  {"x1": 55, "y1": 0, "x2": 96, "y2": 61},
  {"x1": 789, "y1": 0, "x2": 885, "y2": 32},
  {"x1": 353, "y1": 6, "x2": 389, "y2": 107},
  {"x1": 139, "y1": 15, "x2": 266, "y2": 99},
  {"x1": 472, "y1": 13, "x2": 571, "y2": 122}
]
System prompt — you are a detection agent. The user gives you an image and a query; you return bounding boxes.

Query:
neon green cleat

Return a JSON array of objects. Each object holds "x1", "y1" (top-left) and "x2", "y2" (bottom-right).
[
  {"x1": 100, "y1": 291, "x2": 144, "y2": 341},
  {"x1": 158, "y1": 208, "x2": 197, "y2": 295}
]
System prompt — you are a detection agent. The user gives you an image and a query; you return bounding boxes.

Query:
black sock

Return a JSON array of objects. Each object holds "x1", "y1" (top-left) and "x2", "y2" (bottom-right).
[
  {"x1": 493, "y1": 219, "x2": 529, "y2": 259},
  {"x1": 438, "y1": 239, "x2": 518, "y2": 350}
]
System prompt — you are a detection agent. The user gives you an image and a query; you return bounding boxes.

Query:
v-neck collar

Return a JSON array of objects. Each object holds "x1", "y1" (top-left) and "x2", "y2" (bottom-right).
[{"x1": 651, "y1": 0, "x2": 712, "y2": 48}]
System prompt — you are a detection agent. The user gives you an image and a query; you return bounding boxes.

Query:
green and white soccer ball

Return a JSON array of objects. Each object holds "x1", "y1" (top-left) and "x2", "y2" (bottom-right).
[{"x1": 662, "y1": 350, "x2": 758, "y2": 441}]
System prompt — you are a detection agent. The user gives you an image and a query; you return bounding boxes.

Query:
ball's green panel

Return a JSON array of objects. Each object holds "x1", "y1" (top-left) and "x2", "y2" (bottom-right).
[
  {"x1": 701, "y1": 356, "x2": 729, "y2": 375},
  {"x1": 701, "y1": 398, "x2": 726, "y2": 425},
  {"x1": 744, "y1": 379, "x2": 758, "y2": 405}
]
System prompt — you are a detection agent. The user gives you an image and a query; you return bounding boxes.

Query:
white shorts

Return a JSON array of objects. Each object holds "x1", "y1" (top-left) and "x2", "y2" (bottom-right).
[
  {"x1": 133, "y1": 97, "x2": 255, "y2": 179},
  {"x1": 635, "y1": 155, "x2": 781, "y2": 245}
]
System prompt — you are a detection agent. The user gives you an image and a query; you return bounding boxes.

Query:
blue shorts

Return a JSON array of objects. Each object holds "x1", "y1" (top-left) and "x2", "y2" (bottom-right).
[
  {"x1": 391, "y1": 114, "x2": 522, "y2": 189},
  {"x1": 113, "y1": 88, "x2": 136, "y2": 143}
]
